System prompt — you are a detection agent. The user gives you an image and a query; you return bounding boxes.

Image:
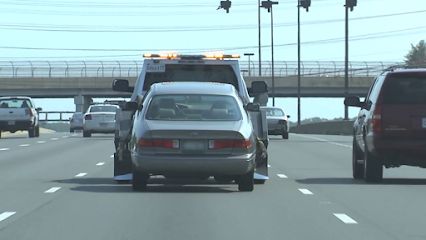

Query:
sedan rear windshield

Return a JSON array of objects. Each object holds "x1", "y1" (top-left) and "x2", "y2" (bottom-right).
[
  {"x1": 382, "y1": 76, "x2": 426, "y2": 104},
  {"x1": 145, "y1": 94, "x2": 242, "y2": 121},
  {"x1": 143, "y1": 64, "x2": 238, "y2": 91},
  {"x1": 264, "y1": 108, "x2": 285, "y2": 116}
]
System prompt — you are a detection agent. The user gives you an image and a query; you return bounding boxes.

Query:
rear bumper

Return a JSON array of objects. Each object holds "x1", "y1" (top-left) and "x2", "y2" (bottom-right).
[
  {"x1": 267, "y1": 124, "x2": 288, "y2": 135},
  {"x1": 84, "y1": 122, "x2": 115, "y2": 133},
  {"x1": 371, "y1": 138, "x2": 426, "y2": 166},
  {"x1": 131, "y1": 152, "x2": 256, "y2": 176},
  {"x1": 0, "y1": 120, "x2": 34, "y2": 131}
]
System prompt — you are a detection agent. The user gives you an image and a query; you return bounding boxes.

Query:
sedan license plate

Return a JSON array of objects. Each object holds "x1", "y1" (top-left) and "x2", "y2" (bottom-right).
[
  {"x1": 182, "y1": 140, "x2": 205, "y2": 152},
  {"x1": 423, "y1": 118, "x2": 426, "y2": 128},
  {"x1": 99, "y1": 122, "x2": 108, "y2": 127},
  {"x1": 7, "y1": 120, "x2": 15, "y2": 125}
]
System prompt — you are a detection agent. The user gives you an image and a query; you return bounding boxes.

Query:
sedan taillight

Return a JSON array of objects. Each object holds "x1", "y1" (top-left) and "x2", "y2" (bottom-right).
[
  {"x1": 208, "y1": 139, "x2": 253, "y2": 149},
  {"x1": 138, "y1": 139, "x2": 179, "y2": 149},
  {"x1": 278, "y1": 119, "x2": 287, "y2": 125},
  {"x1": 25, "y1": 108, "x2": 33, "y2": 117},
  {"x1": 84, "y1": 114, "x2": 92, "y2": 120}
]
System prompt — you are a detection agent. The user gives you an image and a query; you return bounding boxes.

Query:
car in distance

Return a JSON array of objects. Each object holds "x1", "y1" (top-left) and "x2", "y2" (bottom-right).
[
  {"x1": 83, "y1": 103, "x2": 119, "y2": 137},
  {"x1": 0, "y1": 96, "x2": 42, "y2": 138},
  {"x1": 345, "y1": 67, "x2": 426, "y2": 182},
  {"x1": 128, "y1": 82, "x2": 257, "y2": 192},
  {"x1": 69, "y1": 112, "x2": 83, "y2": 133},
  {"x1": 262, "y1": 107, "x2": 290, "y2": 139}
]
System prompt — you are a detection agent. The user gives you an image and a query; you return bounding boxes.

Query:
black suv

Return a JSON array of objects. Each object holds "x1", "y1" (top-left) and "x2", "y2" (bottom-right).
[{"x1": 345, "y1": 67, "x2": 426, "y2": 182}]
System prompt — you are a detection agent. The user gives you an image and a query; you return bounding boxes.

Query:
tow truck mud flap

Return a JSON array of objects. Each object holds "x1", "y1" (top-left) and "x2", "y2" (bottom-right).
[{"x1": 113, "y1": 152, "x2": 132, "y2": 181}]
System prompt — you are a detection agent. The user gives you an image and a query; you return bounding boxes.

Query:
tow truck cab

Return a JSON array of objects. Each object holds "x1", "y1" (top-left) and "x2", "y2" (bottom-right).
[{"x1": 112, "y1": 53, "x2": 269, "y2": 181}]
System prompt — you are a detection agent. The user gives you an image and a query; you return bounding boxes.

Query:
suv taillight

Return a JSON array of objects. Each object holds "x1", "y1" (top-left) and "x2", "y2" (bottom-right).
[{"x1": 372, "y1": 104, "x2": 382, "y2": 135}]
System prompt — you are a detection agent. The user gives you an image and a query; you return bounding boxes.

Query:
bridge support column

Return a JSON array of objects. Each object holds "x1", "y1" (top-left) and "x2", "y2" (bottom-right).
[{"x1": 74, "y1": 95, "x2": 93, "y2": 113}]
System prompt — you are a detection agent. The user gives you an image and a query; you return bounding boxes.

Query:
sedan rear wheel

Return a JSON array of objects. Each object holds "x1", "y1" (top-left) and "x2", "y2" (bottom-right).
[
  {"x1": 238, "y1": 169, "x2": 254, "y2": 192},
  {"x1": 282, "y1": 131, "x2": 289, "y2": 139},
  {"x1": 364, "y1": 144, "x2": 383, "y2": 183},
  {"x1": 28, "y1": 128, "x2": 36, "y2": 138},
  {"x1": 352, "y1": 139, "x2": 364, "y2": 179}
]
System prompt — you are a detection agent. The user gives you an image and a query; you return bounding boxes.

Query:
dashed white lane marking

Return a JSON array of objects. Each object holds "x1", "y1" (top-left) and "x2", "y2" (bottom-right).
[
  {"x1": 37, "y1": 141, "x2": 46, "y2": 144},
  {"x1": 50, "y1": 138, "x2": 59, "y2": 141},
  {"x1": 44, "y1": 187, "x2": 61, "y2": 193},
  {"x1": 96, "y1": 162, "x2": 105, "y2": 166},
  {"x1": 277, "y1": 174, "x2": 288, "y2": 179},
  {"x1": 267, "y1": 164, "x2": 271, "y2": 168},
  {"x1": 296, "y1": 135, "x2": 352, "y2": 149},
  {"x1": 0, "y1": 148, "x2": 10, "y2": 151},
  {"x1": 0, "y1": 212, "x2": 16, "y2": 222},
  {"x1": 110, "y1": 154, "x2": 114, "y2": 158},
  {"x1": 62, "y1": 136, "x2": 68, "y2": 138},
  {"x1": 298, "y1": 188, "x2": 314, "y2": 195},
  {"x1": 75, "y1": 173, "x2": 87, "y2": 177},
  {"x1": 19, "y1": 144, "x2": 30, "y2": 147},
  {"x1": 333, "y1": 213, "x2": 358, "y2": 224}
]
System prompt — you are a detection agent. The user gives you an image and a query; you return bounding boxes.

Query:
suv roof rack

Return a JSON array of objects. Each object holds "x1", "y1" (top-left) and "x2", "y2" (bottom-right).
[{"x1": 383, "y1": 64, "x2": 426, "y2": 73}]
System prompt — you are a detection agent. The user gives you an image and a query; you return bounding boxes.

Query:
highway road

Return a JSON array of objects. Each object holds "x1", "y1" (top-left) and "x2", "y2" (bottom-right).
[{"x1": 1, "y1": 132, "x2": 426, "y2": 240}]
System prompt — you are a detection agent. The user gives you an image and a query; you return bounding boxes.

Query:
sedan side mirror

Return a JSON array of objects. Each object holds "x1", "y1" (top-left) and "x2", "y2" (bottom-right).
[
  {"x1": 113, "y1": 79, "x2": 134, "y2": 92},
  {"x1": 287, "y1": 115, "x2": 290, "y2": 118},
  {"x1": 36, "y1": 107, "x2": 42, "y2": 112},
  {"x1": 344, "y1": 96, "x2": 362, "y2": 107},
  {"x1": 124, "y1": 101, "x2": 138, "y2": 111},
  {"x1": 245, "y1": 103, "x2": 260, "y2": 112}
]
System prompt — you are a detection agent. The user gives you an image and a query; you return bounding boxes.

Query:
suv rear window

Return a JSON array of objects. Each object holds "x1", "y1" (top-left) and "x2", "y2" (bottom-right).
[
  {"x1": 143, "y1": 64, "x2": 238, "y2": 91},
  {"x1": 382, "y1": 75, "x2": 426, "y2": 104}
]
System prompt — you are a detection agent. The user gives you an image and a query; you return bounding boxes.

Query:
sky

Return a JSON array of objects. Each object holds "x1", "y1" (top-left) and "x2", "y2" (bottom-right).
[{"x1": 1, "y1": 0, "x2": 425, "y2": 120}]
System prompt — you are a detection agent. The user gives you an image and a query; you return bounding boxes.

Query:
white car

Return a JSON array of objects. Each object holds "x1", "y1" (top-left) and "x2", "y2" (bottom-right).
[
  {"x1": 0, "y1": 96, "x2": 42, "y2": 138},
  {"x1": 83, "y1": 104, "x2": 119, "y2": 137},
  {"x1": 69, "y1": 112, "x2": 83, "y2": 133}
]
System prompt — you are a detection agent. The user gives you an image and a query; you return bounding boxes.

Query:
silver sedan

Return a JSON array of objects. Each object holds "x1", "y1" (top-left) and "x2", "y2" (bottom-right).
[
  {"x1": 262, "y1": 107, "x2": 290, "y2": 139},
  {"x1": 129, "y1": 82, "x2": 257, "y2": 192},
  {"x1": 83, "y1": 104, "x2": 119, "y2": 137}
]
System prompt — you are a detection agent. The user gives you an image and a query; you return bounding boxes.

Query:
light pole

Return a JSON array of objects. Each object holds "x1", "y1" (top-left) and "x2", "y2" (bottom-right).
[
  {"x1": 244, "y1": 53, "x2": 255, "y2": 76},
  {"x1": 261, "y1": 0, "x2": 278, "y2": 106},
  {"x1": 258, "y1": 0, "x2": 262, "y2": 76},
  {"x1": 297, "y1": 0, "x2": 310, "y2": 126},
  {"x1": 344, "y1": 0, "x2": 357, "y2": 120}
]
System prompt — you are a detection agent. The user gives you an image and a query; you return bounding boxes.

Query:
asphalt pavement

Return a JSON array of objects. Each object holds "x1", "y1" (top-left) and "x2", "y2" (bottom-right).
[{"x1": 1, "y1": 131, "x2": 426, "y2": 240}]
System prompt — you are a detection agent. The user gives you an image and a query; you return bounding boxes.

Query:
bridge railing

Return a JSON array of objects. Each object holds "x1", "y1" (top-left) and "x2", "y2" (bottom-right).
[
  {"x1": 38, "y1": 111, "x2": 75, "y2": 122},
  {"x1": 0, "y1": 60, "x2": 400, "y2": 78}
]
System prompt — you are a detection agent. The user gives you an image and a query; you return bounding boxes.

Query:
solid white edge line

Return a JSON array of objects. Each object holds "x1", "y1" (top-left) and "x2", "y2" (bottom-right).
[
  {"x1": 277, "y1": 174, "x2": 288, "y2": 179},
  {"x1": 333, "y1": 213, "x2": 358, "y2": 224},
  {"x1": 0, "y1": 212, "x2": 16, "y2": 222},
  {"x1": 96, "y1": 162, "x2": 105, "y2": 166},
  {"x1": 19, "y1": 144, "x2": 30, "y2": 147},
  {"x1": 75, "y1": 173, "x2": 87, "y2": 177},
  {"x1": 298, "y1": 188, "x2": 314, "y2": 195},
  {"x1": 0, "y1": 148, "x2": 10, "y2": 151},
  {"x1": 44, "y1": 187, "x2": 61, "y2": 193}
]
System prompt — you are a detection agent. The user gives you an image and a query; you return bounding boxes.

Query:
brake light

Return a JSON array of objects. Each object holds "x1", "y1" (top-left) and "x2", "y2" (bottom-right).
[
  {"x1": 25, "y1": 108, "x2": 33, "y2": 117},
  {"x1": 84, "y1": 114, "x2": 92, "y2": 120},
  {"x1": 372, "y1": 104, "x2": 382, "y2": 134},
  {"x1": 138, "y1": 139, "x2": 179, "y2": 149},
  {"x1": 208, "y1": 139, "x2": 253, "y2": 149}
]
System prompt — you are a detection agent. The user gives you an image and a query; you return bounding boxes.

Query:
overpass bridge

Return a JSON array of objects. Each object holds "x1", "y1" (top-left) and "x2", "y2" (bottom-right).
[{"x1": 0, "y1": 60, "x2": 398, "y2": 111}]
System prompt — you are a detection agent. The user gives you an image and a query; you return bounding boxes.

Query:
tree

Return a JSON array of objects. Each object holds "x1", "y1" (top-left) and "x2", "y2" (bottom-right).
[{"x1": 405, "y1": 40, "x2": 426, "y2": 66}]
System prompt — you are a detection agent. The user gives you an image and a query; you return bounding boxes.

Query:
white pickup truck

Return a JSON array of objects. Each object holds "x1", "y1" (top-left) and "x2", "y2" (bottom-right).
[
  {"x1": 112, "y1": 53, "x2": 269, "y2": 183},
  {"x1": 0, "y1": 96, "x2": 41, "y2": 138}
]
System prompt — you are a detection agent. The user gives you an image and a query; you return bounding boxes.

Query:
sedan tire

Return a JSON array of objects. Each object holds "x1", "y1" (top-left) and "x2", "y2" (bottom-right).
[
  {"x1": 83, "y1": 130, "x2": 91, "y2": 138},
  {"x1": 352, "y1": 139, "x2": 364, "y2": 179},
  {"x1": 238, "y1": 170, "x2": 254, "y2": 192},
  {"x1": 282, "y1": 131, "x2": 289, "y2": 139},
  {"x1": 364, "y1": 144, "x2": 383, "y2": 183},
  {"x1": 28, "y1": 128, "x2": 36, "y2": 138}
]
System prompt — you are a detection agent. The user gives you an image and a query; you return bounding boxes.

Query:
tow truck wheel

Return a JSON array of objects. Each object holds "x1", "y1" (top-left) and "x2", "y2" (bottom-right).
[
  {"x1": 132, "y1": 169, "x2": 148, "y2": 191},
  {"x1": 254, "y1": 179, "x2": 266, "y2": 184},
  {"x1": 35, "y1": 126, "x2": 40, "y2": 137},
  {"x1": 238, "y1": 169, "x2": 254, "y2": 192}
]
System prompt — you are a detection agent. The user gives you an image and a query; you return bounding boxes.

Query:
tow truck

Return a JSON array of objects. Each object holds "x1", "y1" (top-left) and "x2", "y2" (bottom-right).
[{"x1": 112, "y1": 53, "x2": 269, "y2": 183}]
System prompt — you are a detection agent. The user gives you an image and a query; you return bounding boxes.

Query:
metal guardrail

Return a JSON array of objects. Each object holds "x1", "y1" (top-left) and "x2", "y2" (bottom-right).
[
  {"x1": 38, "y1": 111, "x2": 74, "y2": 122},
  {"x1": 0, "y1": 60, "x2": 401, "y2": 78}
]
